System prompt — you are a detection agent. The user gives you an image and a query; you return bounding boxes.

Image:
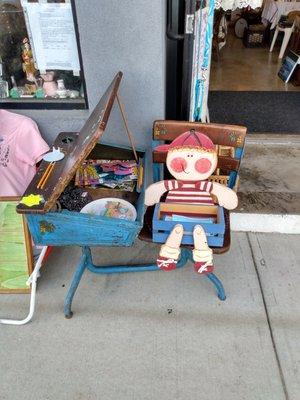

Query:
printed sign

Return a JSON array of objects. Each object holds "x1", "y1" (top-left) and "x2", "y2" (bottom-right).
[{"x1": 22, "y1": 2, "x2": 80, "y2": 72}]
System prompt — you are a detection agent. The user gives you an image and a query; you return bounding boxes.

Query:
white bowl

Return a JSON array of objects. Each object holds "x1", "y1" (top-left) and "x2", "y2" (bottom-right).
[{"x1": 80, "y1": 198, "x2": 137, "y2": 221}]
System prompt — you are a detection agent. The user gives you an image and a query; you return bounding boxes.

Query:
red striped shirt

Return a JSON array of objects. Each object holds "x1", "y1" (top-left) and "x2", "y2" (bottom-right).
[{"x1": 164, "y1": 180, "x2": 214, "y2": 205}]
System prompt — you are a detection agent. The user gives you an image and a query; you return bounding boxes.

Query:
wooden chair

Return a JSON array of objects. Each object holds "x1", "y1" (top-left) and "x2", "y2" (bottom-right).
[{"x1": 139, "y1": 120, "x2": 247, "y2": 300}]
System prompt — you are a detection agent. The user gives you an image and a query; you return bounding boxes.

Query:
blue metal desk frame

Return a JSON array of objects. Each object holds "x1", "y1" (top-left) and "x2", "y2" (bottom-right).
[{"x1": 64, "y1": 246, "x2": 226, "y2": 318}]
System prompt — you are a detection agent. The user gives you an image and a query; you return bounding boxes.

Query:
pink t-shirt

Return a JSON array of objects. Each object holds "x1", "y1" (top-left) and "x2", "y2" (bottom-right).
[{"x1": 0, "y1": 110, "x2": 49, "y2": 196}]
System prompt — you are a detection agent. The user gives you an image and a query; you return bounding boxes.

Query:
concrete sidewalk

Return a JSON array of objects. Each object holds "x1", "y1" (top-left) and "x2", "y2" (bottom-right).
[
  {"x1": 231, "y1": 135, "x2": 300, "y2": 234},
  {"x1": 1, "y1": 233, "x2": 299, "y2": 400}
]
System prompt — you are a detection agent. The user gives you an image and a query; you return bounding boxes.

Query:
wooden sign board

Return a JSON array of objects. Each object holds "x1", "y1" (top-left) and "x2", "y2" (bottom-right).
[
  {"x1": 17, "y1": 71, "x2": 123, "y2": 214},
  {"x1": 0, "y1": 197, "x2": 33, "y2": 293}
]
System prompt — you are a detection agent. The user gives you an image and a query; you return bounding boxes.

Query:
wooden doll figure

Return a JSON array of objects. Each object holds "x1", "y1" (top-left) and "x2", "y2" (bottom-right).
[{"x1": 145, "y1": 130, "x2": 238, "y2": 274}]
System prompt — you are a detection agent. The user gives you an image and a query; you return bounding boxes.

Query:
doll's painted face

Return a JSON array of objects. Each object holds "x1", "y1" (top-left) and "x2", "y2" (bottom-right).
[{"x1": 166, "y1": 148, "x2": 217, "y2": 181}]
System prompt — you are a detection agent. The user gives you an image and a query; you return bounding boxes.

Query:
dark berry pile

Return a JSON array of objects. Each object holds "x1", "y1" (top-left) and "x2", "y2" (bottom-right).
[{"x1": 58, "y1": 186, "x2": 92, "y2": 212}]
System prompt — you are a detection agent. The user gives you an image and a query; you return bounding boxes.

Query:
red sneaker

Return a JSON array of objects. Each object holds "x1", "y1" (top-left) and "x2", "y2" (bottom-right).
[
  {"x1": 194, "y1": 261, "x2": 214, "y2": 274},
  {"x1": 157, "y1": 256, "x2": 177, "y2": 271}
]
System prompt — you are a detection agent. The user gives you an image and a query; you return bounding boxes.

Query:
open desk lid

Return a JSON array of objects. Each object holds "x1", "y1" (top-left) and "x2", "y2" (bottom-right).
[{"x1": 17, "y1": 72, "x2": 123, "y2": 214}]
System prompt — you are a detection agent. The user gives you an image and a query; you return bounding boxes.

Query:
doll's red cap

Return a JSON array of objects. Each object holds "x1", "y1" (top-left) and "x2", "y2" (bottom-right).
[{"x1": 155, "y1": 130, "x2": 216, "y2": 152}]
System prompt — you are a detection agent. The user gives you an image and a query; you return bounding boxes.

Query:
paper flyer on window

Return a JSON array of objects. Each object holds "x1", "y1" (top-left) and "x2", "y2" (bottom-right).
[{"x1": 21, "y1": 1, "x2": 80, "y2": 73}]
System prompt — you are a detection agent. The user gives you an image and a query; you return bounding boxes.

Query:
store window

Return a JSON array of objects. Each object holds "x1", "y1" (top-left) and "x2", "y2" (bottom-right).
[{"x1": 0, "y1": 0, "x2": 87, "y2": 109}]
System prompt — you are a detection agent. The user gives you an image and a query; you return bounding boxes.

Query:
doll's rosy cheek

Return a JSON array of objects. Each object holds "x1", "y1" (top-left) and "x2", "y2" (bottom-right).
[
  {"x1": 170, "y1": 157, "x2": 187, "y2": 172},
  {"x1": 195, "y1": 158, "x2": 212, "y2": 173}
]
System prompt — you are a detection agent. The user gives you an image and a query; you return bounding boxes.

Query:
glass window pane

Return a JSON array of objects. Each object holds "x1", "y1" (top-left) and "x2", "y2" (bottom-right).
[{"x1": 0, "y1": 0, "x2": 87, "y2": 109}]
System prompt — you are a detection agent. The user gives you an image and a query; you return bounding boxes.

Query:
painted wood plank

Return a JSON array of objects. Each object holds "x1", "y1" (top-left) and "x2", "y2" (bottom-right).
[
  {"x1": 153, "y1": 120, "x2": 247, "y2": 148},
  {"x1": 153, "y1": 151, "x2": 240, "y2": 172},
  {"x1": 248, "y1": 232, "x2": 300, "y2": 400},
  {"x1": 26, "y1": 211, "x2": 141, "y2": 247},
  {"x1": 153, "y1": 231, "x2": 224, "y2": 247},
  {"x1": 159, "y1": 203, "x2": 218, "y2": 215}
]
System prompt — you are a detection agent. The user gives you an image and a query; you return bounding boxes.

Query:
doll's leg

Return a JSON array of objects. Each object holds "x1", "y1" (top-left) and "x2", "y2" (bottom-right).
[
  {"x1": 192, "y1": 225, "x2": 214, "y2": 274},
  {"x1": 157, "y1": 224, "x2": 184, "y2": 271}
]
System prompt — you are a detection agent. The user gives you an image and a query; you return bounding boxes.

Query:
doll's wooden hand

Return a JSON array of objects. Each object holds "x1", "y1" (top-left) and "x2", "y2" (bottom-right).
[
  {"x1": 145, "y1": 181, "x2": 167, "y2": 206},
  {"x1": 211, "y1": 183, "x2": 238, "y2": 210}
]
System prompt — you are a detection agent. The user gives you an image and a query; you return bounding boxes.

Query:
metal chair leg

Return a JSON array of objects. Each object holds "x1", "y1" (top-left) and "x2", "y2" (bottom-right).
[
  {"x1": 206, "y1": 273, "x2": 226, "y2": 301},
  {"x1": 64, "y1": 246, "x2": 191, "y2": 318},
  {"x1": 184, "y1": 249, "x2": 226, "y2": 300},
  {"x1": 177, "y1": 248, "x2": 190, "y2": 268},
  {"x1": 64, "y1": 247, "x2": 89, "y2": 318}
]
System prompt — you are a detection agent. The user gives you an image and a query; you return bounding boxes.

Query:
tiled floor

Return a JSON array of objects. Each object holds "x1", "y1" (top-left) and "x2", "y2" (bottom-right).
[
  {"x1": 1, "y1": 233, "x2": 299, "y2": 400},
  {"x1": 210, "y1": 29, "x2": 299, "y2": 92}
]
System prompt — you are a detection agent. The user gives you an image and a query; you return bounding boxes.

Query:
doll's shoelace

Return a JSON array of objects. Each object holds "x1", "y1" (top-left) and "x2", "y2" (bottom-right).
[
  {"x1": 197, "y1": 261, "x2": 212, "y2": 273},
  {"x1": 157, "y1": 258, "x2": 177, "y2": 269}
]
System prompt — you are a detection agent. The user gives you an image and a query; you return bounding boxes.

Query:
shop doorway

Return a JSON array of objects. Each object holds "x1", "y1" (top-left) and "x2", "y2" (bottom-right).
[
  {"x1": 209, "y1": 6, "x2": 300, "y2": 133},
  {"x1": 165, "y1": 2, "x2": 300, "y2": 133}
]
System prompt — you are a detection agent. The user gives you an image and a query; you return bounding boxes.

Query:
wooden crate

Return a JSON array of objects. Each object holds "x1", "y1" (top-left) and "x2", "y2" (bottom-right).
[
  {"x1": 152, "y1": 203, "x2": 225, "y2": 247},
  {"x1": 243, "y1": 25, "x2": 266, "y2": 48}
]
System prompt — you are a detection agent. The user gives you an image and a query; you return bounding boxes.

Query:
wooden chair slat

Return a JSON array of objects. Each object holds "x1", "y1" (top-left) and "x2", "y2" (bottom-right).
[
  {"x1": 153, "y1": 120, "x2": 246, "y2": 148},
  {"x1": 153, "y1": 152, "x2": 240, "y2": 171}
]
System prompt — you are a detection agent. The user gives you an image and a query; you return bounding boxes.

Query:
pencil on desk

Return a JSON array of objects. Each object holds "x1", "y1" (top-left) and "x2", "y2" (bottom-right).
[
  {"x1": 40, "y1": 163, "x2": 55, "y2": 189},
  {"x1": 37, "y1": 163, "x2": 52, "y2": 189},
  {"x1": 37, "y1": 162, "x2": 55, "y2": 189}
]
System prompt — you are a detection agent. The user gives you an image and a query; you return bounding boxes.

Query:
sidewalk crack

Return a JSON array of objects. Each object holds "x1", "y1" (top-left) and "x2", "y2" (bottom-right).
[{"x1": 246, "y1": 232, "x2": 289, "y2": 400}]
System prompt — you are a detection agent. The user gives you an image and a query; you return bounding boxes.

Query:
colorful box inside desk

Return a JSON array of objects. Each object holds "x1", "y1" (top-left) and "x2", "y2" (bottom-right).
[
  {"x1": 16, "y1": 72, "x2": 148, "y2": 248},
  {"x1": 152, "y1": 203, "x2": 225, "y2": 247}
]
